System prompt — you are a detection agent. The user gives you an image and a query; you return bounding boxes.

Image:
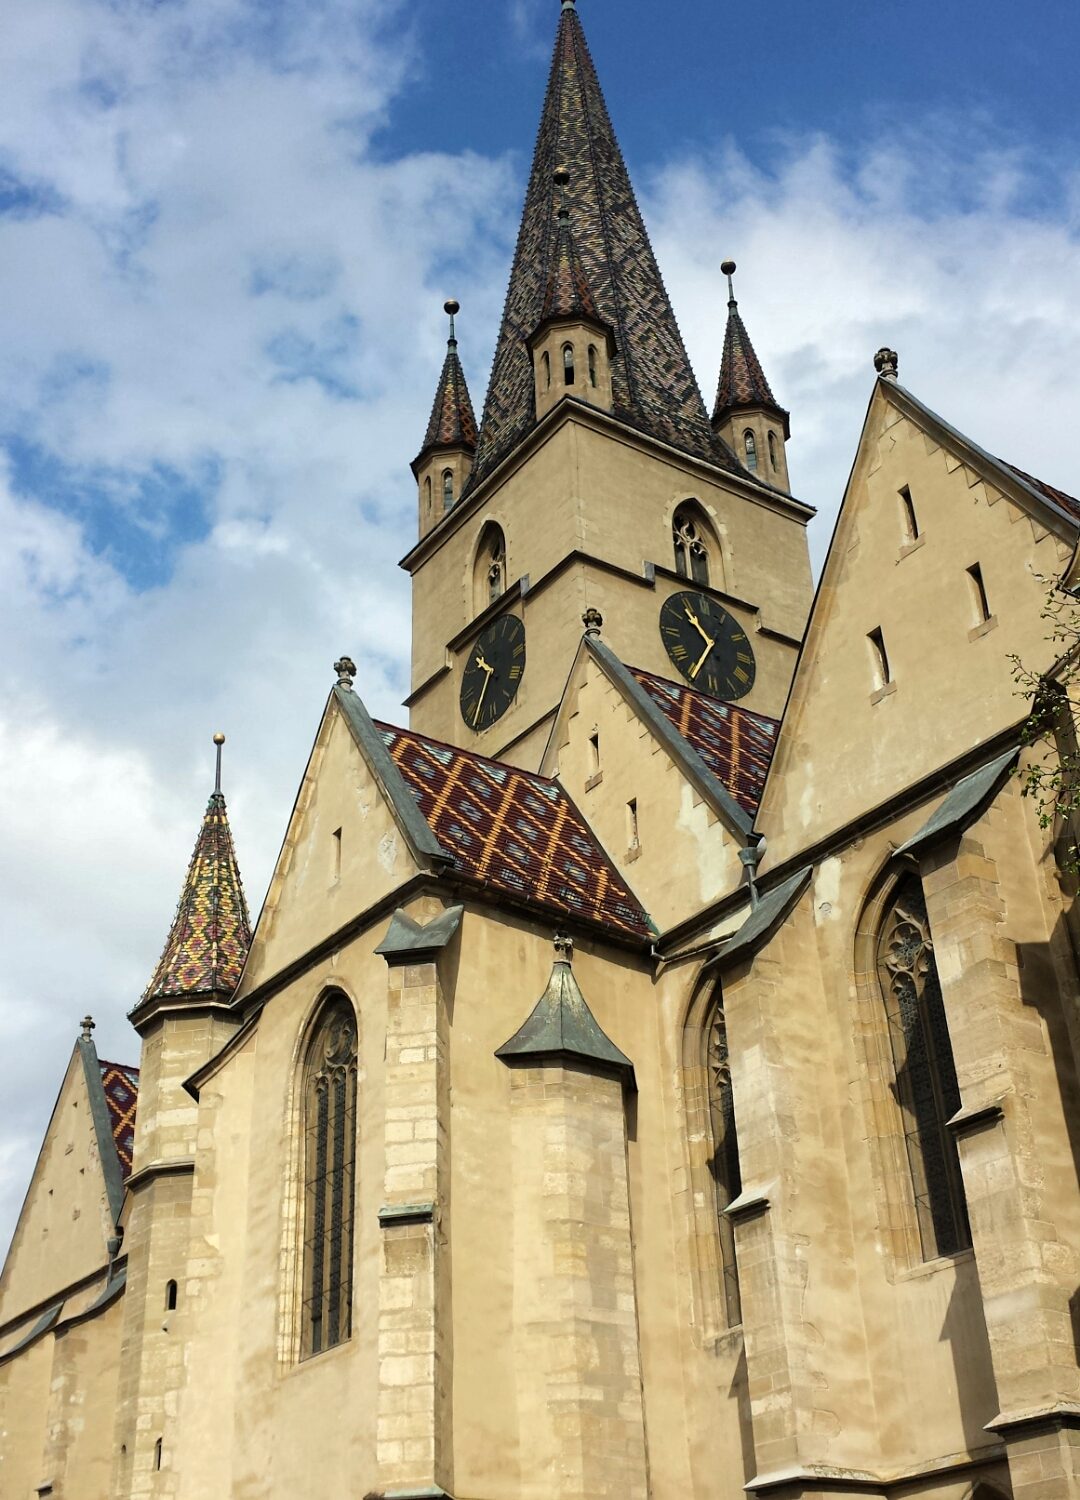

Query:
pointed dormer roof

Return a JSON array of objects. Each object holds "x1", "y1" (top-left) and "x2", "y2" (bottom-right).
[
  {"x1": 141, "y1": 740, "x2": 251, "y2": 1006},
  {"x1": 471, "y1": 0, "x2": 738, "y2": 486},
  {"x1": 540, "y1": 207, "x2": 601, "y2": 325},
  {"x1": 712, "y1": 262, "x2": 790, "y2": 437},
  {"x1": 413, "y1": 300, "x2": 478, "y2": 473}
]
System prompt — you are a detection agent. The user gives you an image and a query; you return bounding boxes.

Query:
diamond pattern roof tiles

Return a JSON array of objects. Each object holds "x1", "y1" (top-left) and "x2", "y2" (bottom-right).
[
  {"x1": 713, "y1": 300, "x2": 787, "y2": 430},
  {"x1": 418, "y1": 337, "x2": 477, "y2": 460},
  {"x1": 375, "y1": 722, "x2": 652, "y2": 941},
  {"x1": 629, "y1": 667, "x2": 778, "y2": 815},
  {"x1": 98, "y1": 1061, "x2": 139, "y2": 1180}
]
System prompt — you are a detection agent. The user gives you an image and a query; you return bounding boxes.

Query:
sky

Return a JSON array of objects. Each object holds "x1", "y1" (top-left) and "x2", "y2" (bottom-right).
[{"x1": 2, "y1": 0, "x2": 1079, "y2": 1259}]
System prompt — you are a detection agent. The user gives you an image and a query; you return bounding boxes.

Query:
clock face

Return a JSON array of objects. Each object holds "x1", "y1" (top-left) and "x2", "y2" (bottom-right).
[
  {"x1": 459, "y1": 614, "x2": 527, "y2": 731},
  {"x1": 659, "y1": 590, "x2": 756, "y2": 700}
]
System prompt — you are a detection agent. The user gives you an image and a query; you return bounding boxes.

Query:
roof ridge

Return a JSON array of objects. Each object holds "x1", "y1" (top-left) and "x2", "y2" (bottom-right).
[{"x1": 373, "y1": 717, "x2": 559, "y2": 787}]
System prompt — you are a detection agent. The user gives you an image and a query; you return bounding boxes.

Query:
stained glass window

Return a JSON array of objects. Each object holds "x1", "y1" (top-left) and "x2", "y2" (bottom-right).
[
  {"x1": 301, "y1": 995, "x2": 358, "y2": 1358},
  {"x1": 876, "y1": 878, "x2": 970, "y2": 1260}
]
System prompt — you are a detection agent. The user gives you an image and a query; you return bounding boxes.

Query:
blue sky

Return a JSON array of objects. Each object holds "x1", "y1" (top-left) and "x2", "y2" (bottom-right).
[{"x1": 1, "y1": 0, "x2": 1079, "y2": 1254}]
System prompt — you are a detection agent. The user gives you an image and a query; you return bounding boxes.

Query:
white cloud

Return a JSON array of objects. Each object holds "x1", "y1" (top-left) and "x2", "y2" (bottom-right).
[{"x1": 2, "y1": 2, "x2": 1079, "y2": 1261}]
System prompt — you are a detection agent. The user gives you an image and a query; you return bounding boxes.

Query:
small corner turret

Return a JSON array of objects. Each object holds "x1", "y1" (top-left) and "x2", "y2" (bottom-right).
[
  {"x1": 711, "y1": 260, "x2": 792, "y2": 493},
  {"x1": 528, "y1": 169, "x2": 616, "y2": 422},
  {"x1": 412, "y1": 299, "x2": 478, "y2": 539}
]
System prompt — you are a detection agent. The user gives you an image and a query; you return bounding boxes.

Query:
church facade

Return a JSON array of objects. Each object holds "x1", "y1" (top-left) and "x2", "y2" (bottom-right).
[{"x1": 3, "y1": 5, "x2": 1080, "y2": 1498}]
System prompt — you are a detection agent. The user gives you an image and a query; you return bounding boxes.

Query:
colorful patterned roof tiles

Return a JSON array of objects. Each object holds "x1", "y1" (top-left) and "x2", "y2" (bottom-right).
[
  {"x1": 375, "y1": 722, "x2": 652, "y2": 941},
  {"x1": 629, "y1": 667, "x2": 779, "y2": 815},
  {"x1": 540, "y1": 210, "x2": 601, "y2": 325},
  {"x1": 417, "y1": 335, "x2": 478, "y2": 464},
  {"x1": 713, "y1": 298, "x2": 788, "y2": 434},
  {"x1": 1000, "y1": 461, "x2": 1080, "y2": 525},
  {"x1": 470, "y1": 3, "x2": 739, "y2": 487},
  {"x1": 142, "y1": 791, "x2": 252, "y2": 1002},
  {"x1": 98, "y1": 1061, "x2": 139, "y2": 1180}
]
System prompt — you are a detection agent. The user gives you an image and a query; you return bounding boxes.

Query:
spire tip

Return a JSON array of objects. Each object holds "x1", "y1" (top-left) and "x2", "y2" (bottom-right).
[
  {"x1": 212, "y1": 732, "x2": 225, "y2": 795},
  {"x1": 721, "y1": 258, "x2": 737, "y2": 306},
  {"x1": 80, "y1": 1015, "x2": 95, "y2": 1041}
]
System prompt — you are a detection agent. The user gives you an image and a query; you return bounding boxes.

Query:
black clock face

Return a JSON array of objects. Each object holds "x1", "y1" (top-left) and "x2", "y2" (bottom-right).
[
  {"x1": 659, "y1": 590, "x2": 756, "y2": 700},
  {"x1": 459, "y1": 615, "x2": 526, "y2": 731}
]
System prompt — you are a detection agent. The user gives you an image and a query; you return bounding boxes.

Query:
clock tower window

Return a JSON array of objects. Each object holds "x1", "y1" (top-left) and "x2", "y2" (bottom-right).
[
  {"x1": 673, "y1": 504, "x2": 714, "y2": 587},
  {"x1": 474, "y1": 523, "x2": 508, "y2": 615}
]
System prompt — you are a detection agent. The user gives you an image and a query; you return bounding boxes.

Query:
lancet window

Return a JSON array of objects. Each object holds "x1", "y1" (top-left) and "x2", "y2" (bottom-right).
[
  {"x1": 673, "y1": 504, "x2": 711, "y2": 586},
  {"x1": 442, "y1": 469, "x2": 454, "y2": 509},
  {"x1": 707, "y1": 1005, "x2": 742, "y2": 1325},
  {"x1": 474, "y1": 522, "x2": 507, "y2": 614},
  {"x1": 301, "y1": 994, "x2": 358, "y2": 1359},
  {"x1": 743, "y1": 429, "x2": 757, "y2": 471},
  {"x1": 588, "y1": 344, "x2": 598, "y2": 387},
  {"x1": 767, "y1": 430, "x2": 778, "y2": 471},
  {"x1": 876, "y1": 877, "x2": 970, "y2": 1260},
  {"x1": 563, "y1": 342, "x2": 575, "y2": 385}
]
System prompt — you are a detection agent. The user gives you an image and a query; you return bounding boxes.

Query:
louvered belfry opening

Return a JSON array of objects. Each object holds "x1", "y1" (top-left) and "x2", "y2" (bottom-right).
[
  {"x1": 876, "y1": 877, "x2": 971, "y2": 1260},
  {"x1": 301, "y1": 995, "x2": 359, "y2": 1359}
]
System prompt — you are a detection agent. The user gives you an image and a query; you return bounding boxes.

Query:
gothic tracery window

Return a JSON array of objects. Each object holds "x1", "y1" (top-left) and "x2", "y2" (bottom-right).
[
  {"x1": 707, "y1": 1004, "x2": 742, "y2": 1326},
  {"x1": 876, "y1": 878, "x2": 970, "y2": 1261},
  {"x1": 673, "y1": 505, "x2": 710, "y2": 586},
  {"x1": 301, "y1": 995, "x2": 358, "y2": 1359},
  {"x1": 474, "y1": 522, "x2": 507, "y2": 615}
]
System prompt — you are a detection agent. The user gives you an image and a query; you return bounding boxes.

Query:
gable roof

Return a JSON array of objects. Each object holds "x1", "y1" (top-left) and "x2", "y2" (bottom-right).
[
  {"x1": 469, "y1": 1, "x2": 740, "y2": 487},
  {"x1": 375, "y1": 721, "x2": 653, "y2": 941},
  {"x1": 628, "y1": 667, "x2": 778, "y2": 816},
  {"x1": 98, "y1": 1061, "x2": 138, "y2": 1182},
  {"x1": 999, "y1": 460, "x2": 1080, "y2": 526}
]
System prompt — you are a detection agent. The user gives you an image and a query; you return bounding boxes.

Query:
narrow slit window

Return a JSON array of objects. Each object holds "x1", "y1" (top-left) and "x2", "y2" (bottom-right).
[
  {"x1": 743, "y1": 430, "x2": 757, "y2": 472},
  {"x1": 332, "y1": 827, "x2": 342, "y2": 882},
  {"x1": 768, "y1": 430, "x2": 778, "y2": 471},
  {"x1": 442, "y1": 469, "x2": 454, "y2": 509},
  {"x1": 165, "y1": 1279, "x2": 178, "y2": 1311},
  {"x1": 423, "y1": 476, "x2": 432, "y2": 513},
  {"x1": 967, "y1": 563, "x2": 991, "y2": 623},
  {"x1": 562, "y1": 342, "x2": 575, "y2": 386},
  {"x1": 588, "y1": 344, "x2": 598, "y2": 388},
  {"x1": 627, "y1": 798, "x2": 639, "y2": 848},
  {"x1": 542, "y1": 350, "x2": 551, "y2": 390},
  {"x1": 900, "y1": 485, "x2": 919, "y2": 543},
  {"x1": 154, "y1": 1439, "x2": 163, "y2": 1472},
  {"x1": 868, "y1": 628, "x2": 891, "y2": 689},
  {"x1": 301, "y1": 997, "x2": 358, "y2": 1360},
  {"x1": 589, "y1": 732, "x2": 600, "y2": 775}
]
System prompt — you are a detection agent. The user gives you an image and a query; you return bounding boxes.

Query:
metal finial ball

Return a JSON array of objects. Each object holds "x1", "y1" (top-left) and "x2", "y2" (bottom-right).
[
  {"x1": 553, "y1": 167, "x2": 571, "y2": 188},
  {"x1": 213, "y1": 732, "x2": 226, "y2": 746},
  {"x1": 720, "y1": 259, "x2": 736, "y2": 276},
  {"x1": 443, "y1": 299, "x2": 460, "y2": 318}
]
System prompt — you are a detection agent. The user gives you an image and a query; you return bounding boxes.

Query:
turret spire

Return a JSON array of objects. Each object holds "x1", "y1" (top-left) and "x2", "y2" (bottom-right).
[
  {"x1": 141, "y1": 736, "x2": 251, "y2": 1005},
  {"x1": 471, "y1": 1, "x2": 739, "y2": 486},
  {"x1": 414, "y1": 300, "x2": 478, "y2": 463},
  {"x1": 711, "y1": 260, "x2": 792, "y2": 491}
]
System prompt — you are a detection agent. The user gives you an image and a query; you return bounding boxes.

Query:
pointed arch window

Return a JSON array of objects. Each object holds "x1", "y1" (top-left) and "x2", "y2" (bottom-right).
[
  {"x1": 673, "y1": 504, "x2": 711, "y2": 586},
  {"x1": 876, "y1": 877, "x2": 970, "y2": 1260},
  {"x1": 423, "y1": 475, "x2": 432, "y2": 513},
  {"x1": 743, "y1": 430, "x2": 758, "y2": 472},
  {"x1": 562, "y1": 342, "x2": 575, "y2": 386},
  {"x1": 442, "y1": 469, "x2": 454, "y2": 510},
  {"x1": 707, "y1": 1004, "x2": 742, "y2": 1325},
  {"x1": 587, "y1": 344, "x2": 598, "y2": 388},
  {"x1": 542, "y1": 350, "x2": 551, "y2": 390},
  {"x1": 301, "y1": 994, "x2": 358, "y2": 1359},
  {"x1": 767, "y1": 430, "x2": 778, "y2": 471}
]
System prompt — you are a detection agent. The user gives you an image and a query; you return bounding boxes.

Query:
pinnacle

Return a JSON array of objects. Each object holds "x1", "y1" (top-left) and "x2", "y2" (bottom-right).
[
  {"x1": 141, "y1": 785, "x2": 251, "y2": 1004},
  {"x1": 415, "y1": 331, "x2": 478, "y2": 466},
  {"x1": 713, "y1": 298, "x2": 789, "y2": 436}
]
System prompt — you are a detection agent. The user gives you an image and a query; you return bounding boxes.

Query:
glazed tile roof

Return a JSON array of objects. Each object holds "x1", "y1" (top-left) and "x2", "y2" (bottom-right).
[
  {"x1": 1000, "y1": 461, "x2": 1080, "y2": 525},
  {"x1": 540, "y1": 210, "x2": 600, "y2": 324},
  {"x1": 713, "y1": 298, "x2": 788, "y2": 432},
  {"x1": 470, "y1": 3, "x2": 740, "y2": 487},
  {"x1": 143, "y1": 791, "x2": 252, "y2": 1002},
  {"x1": 375, "y1": 721, "x2": 652, "y2": 941},
  {"x1": 98, "y1": 1061, "x2": 138, "y2": 1180},
  {"x1": 629, "y1": 667, "x2": 779, "y2": 815},
  {"x1": 417, "y1": 335, "x2": 477, "y2": 462}
]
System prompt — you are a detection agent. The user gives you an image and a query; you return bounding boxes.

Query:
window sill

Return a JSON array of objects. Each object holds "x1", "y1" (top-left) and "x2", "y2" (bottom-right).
[
  {"x1": 585, "y1": 771, "x2": 603, "y2": 791},
  {"x1": 626, "y1": 842, "x2": 642, "y2": 863},
  {"x1": 898, "y1": 535, "x2": 925, "y2": 560},
  {"x1": 968, "y1": 615, "x2": 998, "y2": 641},
  {"x1": 870, "y1": 681, "x2": 897, "y2": 706},
  {"x1": 289, "y1": 1336, "x2": 355, "y2": 1378},
  {"x1": 894, "y1": 1246, "x2": 975, "y2": 1283}
]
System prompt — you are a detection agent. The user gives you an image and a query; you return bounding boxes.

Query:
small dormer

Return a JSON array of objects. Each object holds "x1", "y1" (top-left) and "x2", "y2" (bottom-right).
[
  {"x1": 528, "y1": 173, "x2": 615, "y2": 423},
  {"x1": 711, "y1": 260, "x2": 791, "y2": 494},
  {"x1": 412, "y1": 299, "x2": 478, "y2": 539}
]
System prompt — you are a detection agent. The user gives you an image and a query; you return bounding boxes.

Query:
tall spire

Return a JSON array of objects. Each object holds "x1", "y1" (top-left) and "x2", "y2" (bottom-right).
[
  {"x1": 141, "y1": 736, "x2": 251, "y2": 1004},
  {"x1": 712, "y1": 261, "x2": 789, "y2": 437},
  {"x1": 471, "y1": 2, "x2": 737, "y2": 485},
  {"x1": 413, "y1": 299, "x2": 478, "y2": 471}
]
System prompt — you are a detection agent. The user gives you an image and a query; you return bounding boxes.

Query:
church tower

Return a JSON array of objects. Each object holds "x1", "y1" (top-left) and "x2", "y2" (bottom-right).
[
  {"x1": 711, "y1": 259, "x2": 792, "y2": 494},
  {"x1": 401, "y1": 0, "x2": 814, "y2": 769}
]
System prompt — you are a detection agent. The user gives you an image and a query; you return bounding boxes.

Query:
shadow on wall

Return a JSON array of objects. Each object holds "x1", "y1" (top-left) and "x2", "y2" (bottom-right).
[{"x1": 938, "y1": 1268, "x2": 999, "y2": 1455}]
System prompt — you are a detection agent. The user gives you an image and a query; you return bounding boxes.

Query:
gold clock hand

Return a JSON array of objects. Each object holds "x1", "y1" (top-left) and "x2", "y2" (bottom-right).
[
  {"x1": 473, "y1": 669, "x2": 491, "y2": 726},
  {"x1": 689, "y1": 637, "x2": 714, "y2": 679},
  {"x1": 682, "y1": 600, "x2": 713, "y2": 645}
]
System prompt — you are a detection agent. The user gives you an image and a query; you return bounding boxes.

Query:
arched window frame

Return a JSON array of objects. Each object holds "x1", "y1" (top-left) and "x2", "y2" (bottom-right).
[
  {"x1": 299, "y1": 992, "x2": 358, "y2": 1360},
  {"x1": 707, "y1": 1003, "x2": 742, "y2": 1326},
  {"x1": 473, "y1": 521, "x2": 508, "y2": 616},
  {"x1": 442, "y1": 469, "x2": 454, "y2": 510},
  {"x1": 562, "y1": 342, "x2": 575, "y2": 386},
  {"x1": 767, "y1": 430, "x2": 778, "y2": 471},
  {"x1": 743, "y1": 429, "x2": 758, "y2": 471},
  {"x1": 672, "y1": 502, "x2": 713, "y2": 587},
  {"x1": 541, "y1": 350, "x2": 551, "y2": 390},
  {"x1": 587, "y1": 344, "x2": 598, "y2": 388}
]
